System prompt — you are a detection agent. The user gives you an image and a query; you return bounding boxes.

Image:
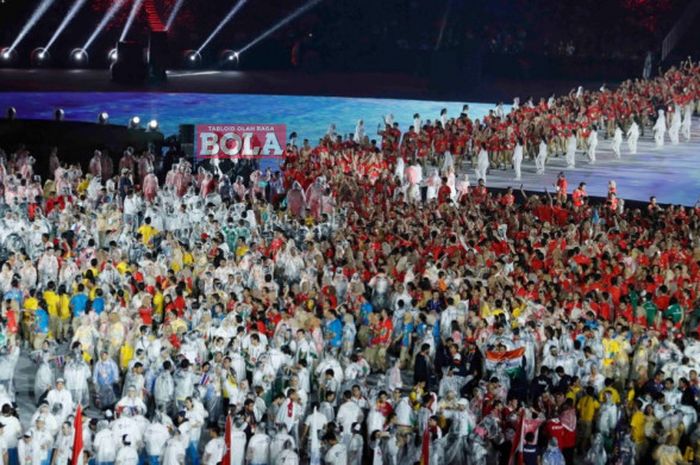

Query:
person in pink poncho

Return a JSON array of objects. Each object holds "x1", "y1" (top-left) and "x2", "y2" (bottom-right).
[
  {"x1": 142, "y1": 169, "x2": 159, "y2": 203},
  {"x1": 286, "y1": 181, "x2": 306, "y2": 218}
]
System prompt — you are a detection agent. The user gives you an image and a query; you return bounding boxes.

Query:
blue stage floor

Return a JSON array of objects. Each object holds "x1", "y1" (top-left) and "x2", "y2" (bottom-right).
[{"x1": 0, "y1": 91, "x2": 698, "y2": 205}]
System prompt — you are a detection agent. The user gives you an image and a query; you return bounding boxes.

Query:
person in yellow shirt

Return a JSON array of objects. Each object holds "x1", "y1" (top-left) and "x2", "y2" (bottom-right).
[
  {"x1": 22, "y1": 289, "x2": 39, "y2": 343},
  {"x1": 629, "y1": 399, "x2": 648, "y2": 459},
  {"x1": 137, "y1": 217, "x2": 158, "y2": 247},
  {"x1": 58, "y1": 284, "x2": 71, "y2": 342},
  {"x1": 566, "y1": 376, "x2": 582, "y2": 403},
  {"x1": 599, "y1": 378, "x2": 621, "y2": 404},
  {"x1": 42, "y1": 281, "x2": 61, "y2": 342},
  {"x1": 652, "y1": 435, "x2": 686, "y2": 465},
  {"x1": 153, "y1": 288, "x2": 164, "y2": 322},
  {"x1": 576, "y1": 386, "x2": 600, "y2": 453}
]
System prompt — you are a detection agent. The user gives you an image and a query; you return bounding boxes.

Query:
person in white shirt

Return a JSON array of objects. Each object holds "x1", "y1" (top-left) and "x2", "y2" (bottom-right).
[
  {"x1": 183, "y1": 397, "x2": 207, "y2": 464},
  {"x1": 116, "y1": 386, "x2": 147, "y2": 417},
  {"x1": 323, "y1": 432, "x2": 348, "y2": 465},
  {"x1": 162, "y1": 429, "x2": 186, "y2": 465},
  {"x1": 144, "y1": 418, "x2": 170, "y2": 465},
  {"x1": 1, "y1": 405, "x2": 22, "y2": 465},
  {"x1": 0, "y1": 423, "x2": 8, "y2": 465},
  {"x1": 52, "y1": 422, "x2": 73, "y2": 465},
  {"x1": 93, "y1": 420, "x2": 117, "y2": 465},
  {"x1": 30, "y1": 418, "x2": 52, "y2": 465},
  {"x1": 246, "y1": 426, "x2": 271, "y2": 465},
  {"x1": 202, "y1": 425, "x2": 225, "y2": 465},
  {"x1": 115, "y1": 435, "x2": 139, "y2": 465},
  {"x1": 17, "y1": 432, "x2": 36, "y2": 465},
  {"x1": 45, "y1": 379, "x2": 73, "y2": 426}
]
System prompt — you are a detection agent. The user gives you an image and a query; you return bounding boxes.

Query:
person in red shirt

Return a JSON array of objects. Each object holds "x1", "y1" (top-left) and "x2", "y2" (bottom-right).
[
  {"x1": 572, "y1": 182, "x2": 587, "y2": 208},
  {"x1": 556, "y1": 172, "x2": 568, "y2": 203},
  {"x1": 437, "y1": 177, "x2": 452, "y2": 205}
]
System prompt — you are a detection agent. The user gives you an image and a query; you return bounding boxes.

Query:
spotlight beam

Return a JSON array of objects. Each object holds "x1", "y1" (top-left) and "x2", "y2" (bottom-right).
[
  {"x1": 196, "y1": 0, "x2": 248, "y2": 54},
  {"x1": 120, "y1": 0, "x2": 145, "y2": 41},
  {"x1": 83, "y1": 0, "x2": 128, "y2": 51},
  {"x1": 9, "y1": 0, "x2": 56, "y2": 52},
  {"x1": 238, "y1": 0, "x2": 322, "y2": 55},
  {"x1": 45, "y1": 0, "x2": 88, "y2": 51},
  {"x1": 165, "y1": 0, "x2": 185, "y2": 30}
]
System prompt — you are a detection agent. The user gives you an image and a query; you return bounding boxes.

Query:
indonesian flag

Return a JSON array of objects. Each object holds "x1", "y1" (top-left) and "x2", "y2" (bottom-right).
[
  {"x1": 221, "y1": 413, "x2": 232, "y2": 465},
  {"x1": 71, "y1": 404, "x2": 83, "y2": 465},
  {"x1": 484, "y1": 347, "x2": 525, "y2": 375},
  {"x1": 509, "y1": 409, "x2": 543, "y2": 465},
  {"x1": 420, "y1": 426, "x2": 430, "y2": 465}
]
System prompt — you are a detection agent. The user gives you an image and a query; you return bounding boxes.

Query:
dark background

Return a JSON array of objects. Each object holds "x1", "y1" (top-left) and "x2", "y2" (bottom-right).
[{"x1": 0, "y1": 0, "x2": 698, "y2": 79}]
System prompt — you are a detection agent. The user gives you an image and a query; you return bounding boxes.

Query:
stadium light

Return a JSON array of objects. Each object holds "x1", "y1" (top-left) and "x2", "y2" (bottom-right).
[
  {"x1": 237, "y1": 0, "x2": 322, "y2": 56},
  {"x1": 183, "y1": 49, "x2": 201, "y2": 67},
  {"x1": 0, "y1": 47, "x2": 17, "y2": 64},
  {"x1": 44, "y1": 0, "x2": 88, "y2": 52},
  {"x1": 70, "y1": 48, "x2": 88, "y2": 66},
  {"x1": 147, "y1": 119, "x2": 159, "y2": 131},
  {"x1": 108, "y1": 48, "x2": 118, "y2": 64},
  {"x1": 98, "y1": 112, "x2": 109, "y2": 124},
  {"x1": 128, "y1": 116, "x2": 141, "y2": 129},
  {"x1": 7, "y1": 0, "x2": 56, "y2": 54},
  {"x1": 220, "y1": 49, "x2": 239, "y2": 66},
  {"x1": 196, "y1": 0, "x2": 247, "y2": 55},
  {"x1": 31, "y1": 47, "x2": 50, "y2": 66}
]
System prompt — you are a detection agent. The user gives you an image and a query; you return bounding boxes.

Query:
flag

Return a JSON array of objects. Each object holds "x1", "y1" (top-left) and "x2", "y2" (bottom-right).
[
  {"x1": 71, "y1": 404, "x2": 83, "y2": 465},
  {"x1": 509, "y1": 409, "x2": 543, "y2": 465},
  {"x1": 484, "y1": 346, "x2": 525, "y2": 376},
  {"x1": 221, "y1": 413, "x2": 232, "y2": 465},
  {"x1": 420, "y1": 426, "x2": 430, "y2": 465}
]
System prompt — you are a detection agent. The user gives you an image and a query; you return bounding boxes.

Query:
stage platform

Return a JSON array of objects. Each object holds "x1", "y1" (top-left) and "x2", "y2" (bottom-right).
[{"x1": 0, "y1": 69, "x2": 697, "y2": 206}]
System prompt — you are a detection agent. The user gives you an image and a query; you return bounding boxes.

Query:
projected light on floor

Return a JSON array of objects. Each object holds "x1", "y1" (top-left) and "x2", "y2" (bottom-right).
[
  {"x1": 120, "y1": 0, "x2": 145, "y2": 41},
  {"x1": 196, "y1": 0, "x2": 247, "y2": 55},
  {"x1": 83, "y1": 0, "x2": 128, "y2": 52},
  {"x1": 7, "y1": 0, "x2": 56, "y2": 53},
  {"x1": 44, "y1": 0, "x2": 88, "y2": 52},
  {"x1": 165, "y1": 0, "x2": 185, "y2": 30},
  {"x1": 237, "y1": 0, "x2": 322, "y2": 56}
]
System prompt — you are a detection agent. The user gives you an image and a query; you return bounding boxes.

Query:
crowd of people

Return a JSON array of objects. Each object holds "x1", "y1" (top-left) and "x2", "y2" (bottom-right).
[{"x1": 0, "y1": 58, "x2": 696, "y2": 465}]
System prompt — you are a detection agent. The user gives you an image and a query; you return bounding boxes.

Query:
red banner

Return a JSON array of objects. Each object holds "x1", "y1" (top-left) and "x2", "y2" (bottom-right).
[{"x1": 196, "y1": 124, "x2": 287, "y2": 159}]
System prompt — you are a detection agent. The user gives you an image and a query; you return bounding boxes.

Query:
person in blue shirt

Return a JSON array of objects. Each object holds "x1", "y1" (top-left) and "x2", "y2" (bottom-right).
[
  {"x1": 3, "y1": 279, "x2": 23, "y2": 307},
  {"x1": 360, "y1": 298, "x2": 373, "y2": 325},
  {"x1": 91, "y1": 288, "x2": 105, "y2": 315},
  {"x1": 34, "y1": 300, "x2": 50, "y2": 348},
  {"x1": 70, "y1": 283, "x2": 89, "y2": 318},
  {"x1": 324, "y1": 310, "x2": 343, "y2": 354},
  {"x1": 397, "y1": 313, "x2": 414, "y2": 368}
]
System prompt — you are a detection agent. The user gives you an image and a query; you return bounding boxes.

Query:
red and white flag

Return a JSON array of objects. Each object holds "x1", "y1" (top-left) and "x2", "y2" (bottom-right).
[
  {"x1": 221, "y1": 413, "x2": 232, "y2": 465},
  {"x1": 71, "y1": 404, "x2": 83, "y2": 465}
]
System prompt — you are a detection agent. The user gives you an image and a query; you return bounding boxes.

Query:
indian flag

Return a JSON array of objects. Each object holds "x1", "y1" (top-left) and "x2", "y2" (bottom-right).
[{"x1": 485, "y1": 346, "x2": 525, "y2": 376}]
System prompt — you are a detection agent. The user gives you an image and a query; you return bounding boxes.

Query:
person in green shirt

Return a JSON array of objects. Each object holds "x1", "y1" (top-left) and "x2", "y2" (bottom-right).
[
  {"x1": 642, "y1": 294, "x2": 658, "y2": 327},
  {"x1": 222, "y1": 219, "x2": 238, "y2": 251},
  {"x1": 664, "y1": 297, "x2": 684, "y2": 325}
]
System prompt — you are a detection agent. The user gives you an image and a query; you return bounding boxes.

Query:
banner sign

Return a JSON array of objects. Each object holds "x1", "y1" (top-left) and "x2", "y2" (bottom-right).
[{"x1": 196, "y1": 124, "x2": 286, "y2": 159}]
